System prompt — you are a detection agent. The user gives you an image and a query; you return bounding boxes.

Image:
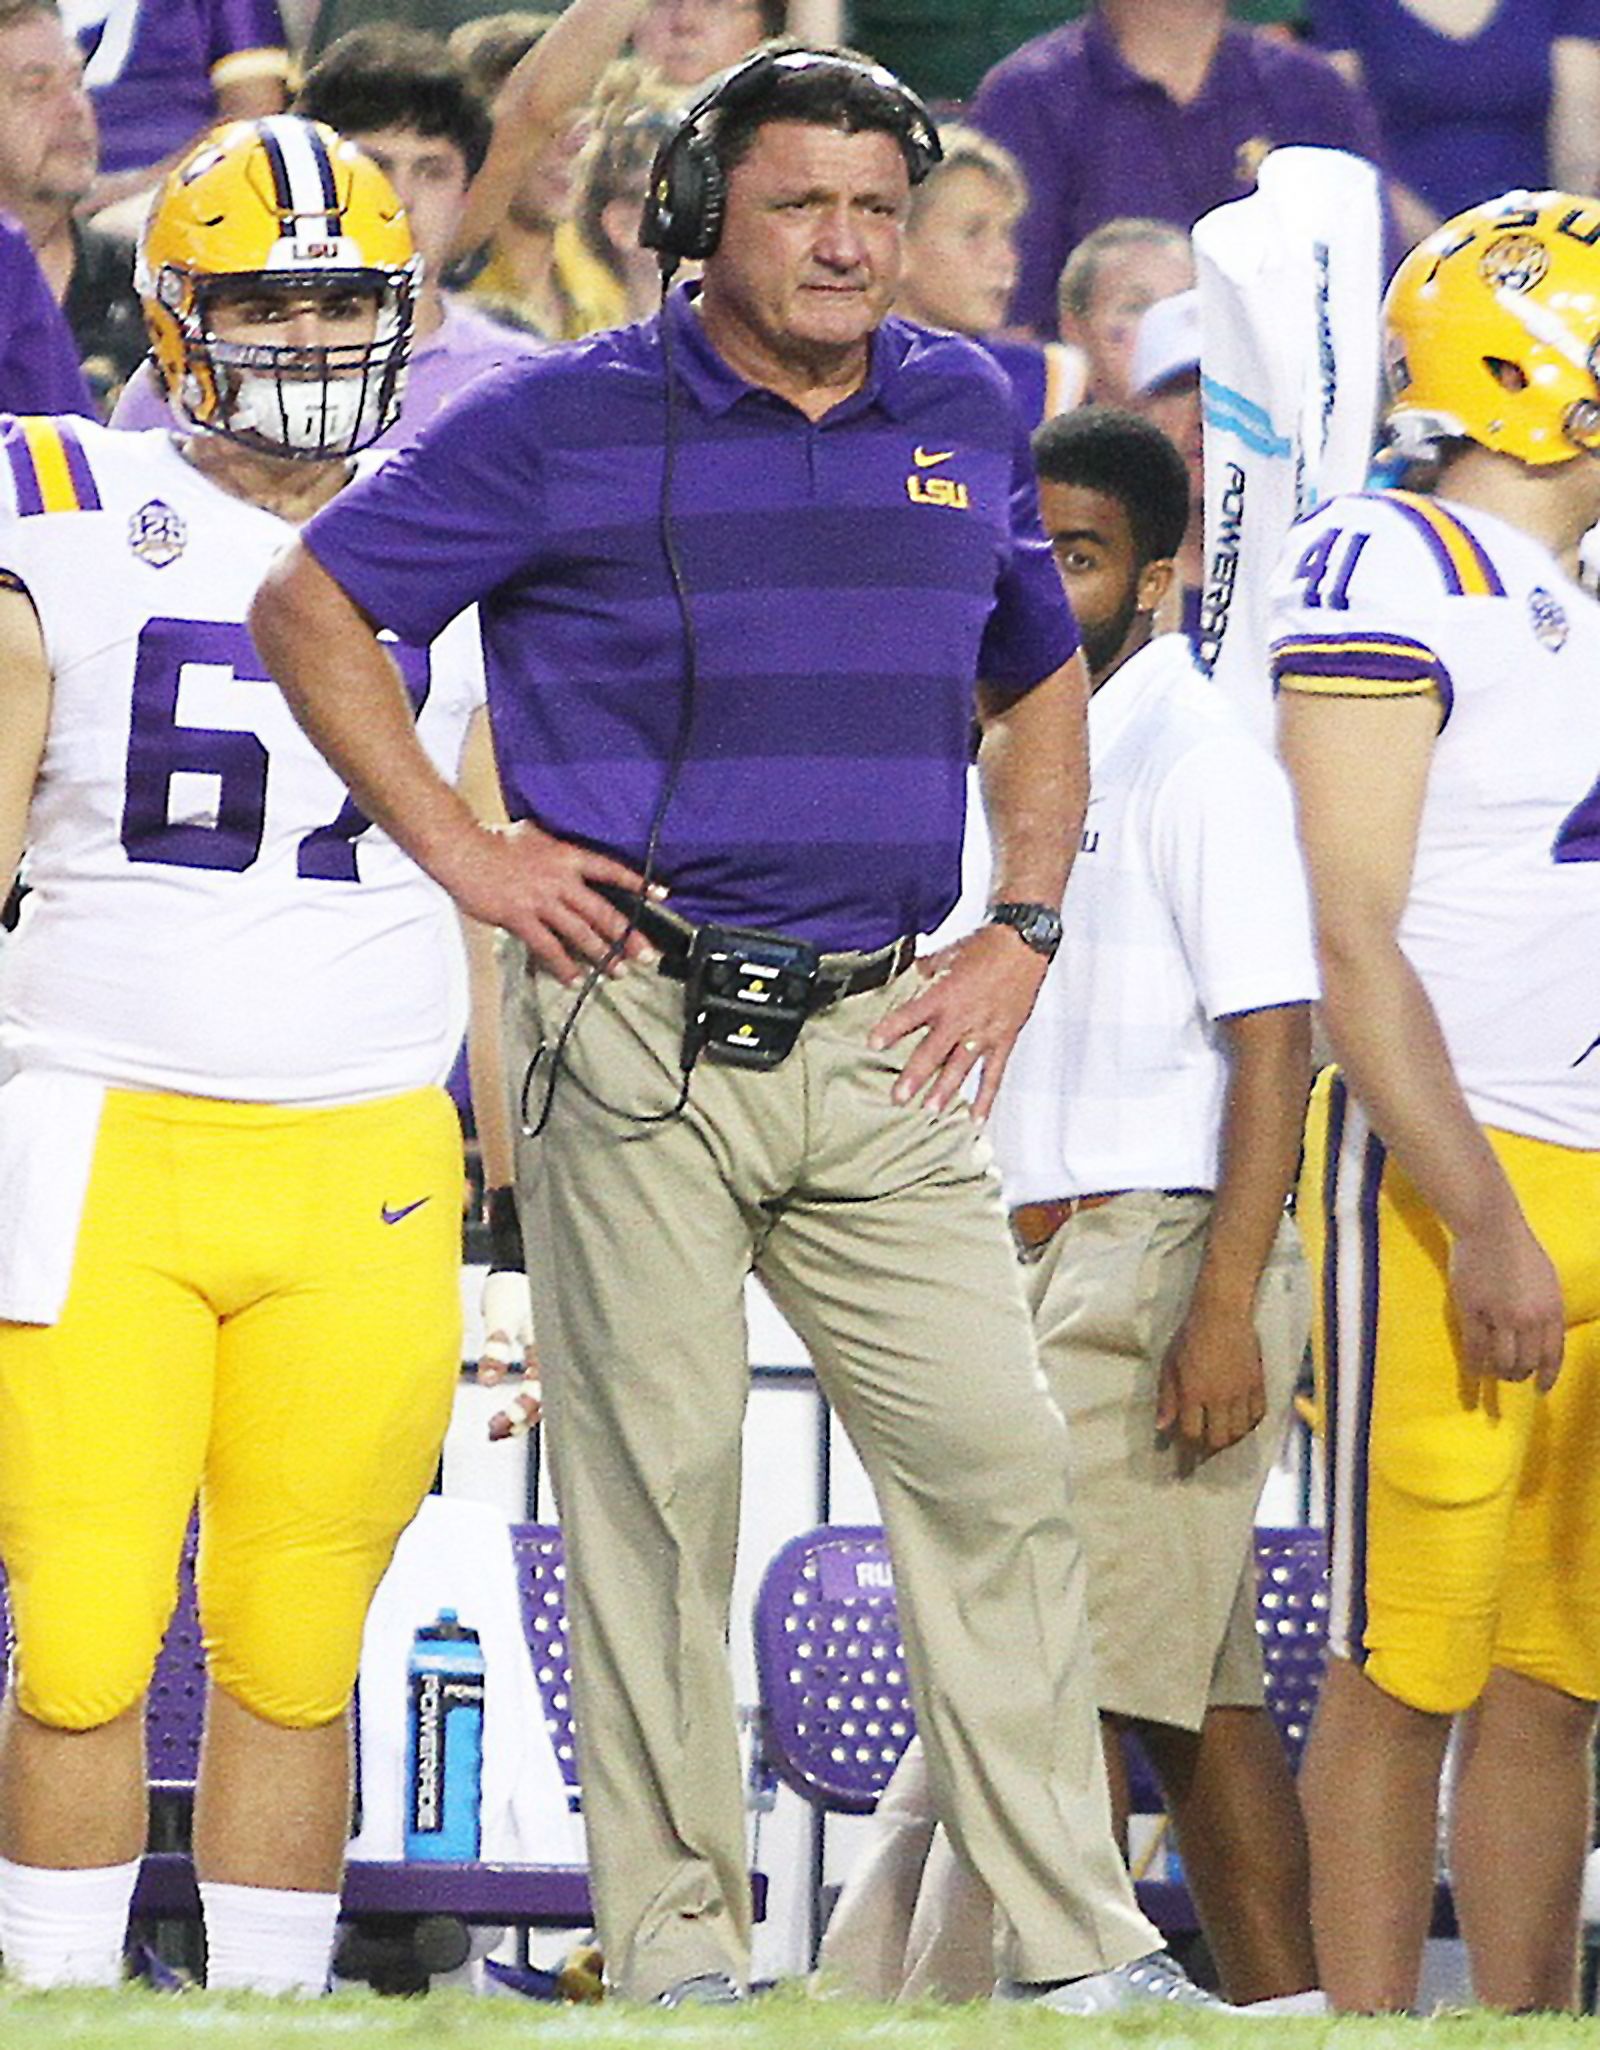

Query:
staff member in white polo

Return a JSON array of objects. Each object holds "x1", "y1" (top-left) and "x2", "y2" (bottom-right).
[
  {"x1": 820, "y1": 406, "x2": 1322, "y2": 2010},
  {"x1": 1007, "y1": 403, "x2": 1320, "y2": 2003}
]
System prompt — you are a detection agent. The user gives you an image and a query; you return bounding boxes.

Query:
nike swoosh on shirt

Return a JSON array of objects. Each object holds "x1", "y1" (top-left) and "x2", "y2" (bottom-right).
[
  {"x1": 381, "y1": 1198, "x2": 431, "y2": 1225},
  {"x1": 913, "y1": 446, "x2": 955, "y2": 468}
]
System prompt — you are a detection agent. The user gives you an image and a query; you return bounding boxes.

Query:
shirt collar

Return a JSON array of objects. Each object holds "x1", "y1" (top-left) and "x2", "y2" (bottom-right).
[
  {"x1": 1088, "y1": 631, "x2": 1196, "y2": 760},
  {"x1": 660, "y1": 281, "x2": 924, "y2": 422},
  {"x1": 1083, "y1": 10, "x2": 1245, "y2": 105}
]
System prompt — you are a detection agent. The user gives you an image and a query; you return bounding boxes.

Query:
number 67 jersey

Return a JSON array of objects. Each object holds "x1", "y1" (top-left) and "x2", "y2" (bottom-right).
[
  {"x1": 0, "y1": 416, "x2": 486, "y2": 1105},
  {"x1": 1269, "y1": 487, "x2": 1600, "y2": 1149}
]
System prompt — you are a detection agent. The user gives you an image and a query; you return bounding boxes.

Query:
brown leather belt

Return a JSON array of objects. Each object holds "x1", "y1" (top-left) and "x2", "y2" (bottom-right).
[
  {"x1": 1009, "y1": 1189, "x2": 1210, "y2": 1254},
  {"x1": 601, "y1": 885, "x2": 916, "y2": 1006}
]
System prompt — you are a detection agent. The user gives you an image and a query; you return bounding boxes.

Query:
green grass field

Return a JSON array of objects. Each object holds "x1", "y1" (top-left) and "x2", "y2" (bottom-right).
[{"x1": 3, "y1": 1985, "x2": 1595, "y2": 2050}]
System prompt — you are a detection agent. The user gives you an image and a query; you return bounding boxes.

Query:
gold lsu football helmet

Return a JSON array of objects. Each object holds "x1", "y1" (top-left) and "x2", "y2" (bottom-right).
[
  {"x1": 1384, "y1": 189, "x2": 1600, "y2": 466},
  {"x1": 136, "y1": 115, "x2": 420, "y2": 458}
]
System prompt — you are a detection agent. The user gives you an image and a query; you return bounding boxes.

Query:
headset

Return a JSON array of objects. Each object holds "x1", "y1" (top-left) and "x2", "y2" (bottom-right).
[{"x1": 639, "y1": 46, "x2": 943, "y2": 269}]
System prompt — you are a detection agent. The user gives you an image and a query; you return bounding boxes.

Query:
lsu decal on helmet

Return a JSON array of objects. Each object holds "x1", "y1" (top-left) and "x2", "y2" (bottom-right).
[
  {"x1": 136, "y1": 115, "x2": 419, "y2": 459},
  {"x1": 1384, "y1": 190, "x2": 1600, "y2": 466}
]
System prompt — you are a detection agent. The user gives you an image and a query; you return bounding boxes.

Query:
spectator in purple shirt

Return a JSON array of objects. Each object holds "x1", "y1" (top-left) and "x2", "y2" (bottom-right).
[
  {"x1": 0, "y1": 3, "x2": 147, "y2": 415},
  {"x1": 250, "y1": 44, "x2": 1227, "y2": 2021},
  {"x1": 0, "y1": 213, "x2": 91, "y2": 416},
  {"x1": 1309, "y1": 0, "x2": 1600, "y2": 226},
  {"x1": 970, "y1": 0, "x2": 1385, "y2": 336},
  {"x1": 73, "y1": 0, "x2": 291, "y2": 202}
]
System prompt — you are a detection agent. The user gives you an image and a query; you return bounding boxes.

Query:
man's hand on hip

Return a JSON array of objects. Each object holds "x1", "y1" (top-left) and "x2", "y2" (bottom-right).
[
  {"x1": 867, "y1": 924, "x2": 1047, "y2": 1120},
  {"x1": 446, "y1": 820, "x2": 659, "y2": 984}
]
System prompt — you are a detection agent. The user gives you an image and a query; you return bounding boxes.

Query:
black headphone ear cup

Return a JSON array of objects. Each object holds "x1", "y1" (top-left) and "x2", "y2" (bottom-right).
[
  {"x1": 640, "y1": 129, "x2": 727, "y2": 260},
  {"x1": 683, "y1": 143, "x2": 725, "y2": 259},
  {"x1": 639, "y1": 131, "x2": 684, "y2": 254}
]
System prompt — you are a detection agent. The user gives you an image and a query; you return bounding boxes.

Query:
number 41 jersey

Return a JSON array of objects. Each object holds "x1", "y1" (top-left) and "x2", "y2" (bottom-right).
[
  {"x1": 1269, "y1": 488, "x2": 1600, "y2": 1150},
  {"x1": 0, "y1": 417, "x2": 486, "y2": 1105}
]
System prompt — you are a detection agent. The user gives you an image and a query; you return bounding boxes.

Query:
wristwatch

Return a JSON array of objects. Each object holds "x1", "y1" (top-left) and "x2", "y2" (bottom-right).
[{"x1": 987, "y1": 901, "x2": 1063, "y2": 960}]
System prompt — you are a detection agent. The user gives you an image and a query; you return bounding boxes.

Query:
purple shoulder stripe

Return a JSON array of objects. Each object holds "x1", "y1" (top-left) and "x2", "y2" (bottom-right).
[
  {"x1": 1368, "y1": 490, "x2": 1507, "y2": 598},
  {"x1": 1271, "y1": 630, "x2": 1454, "y2": 725},
  {"x1": 56, "y1": 420, "x2": 101, "y2": 513},
  {"x1": 0, "y1": 418, "x2": 44, "y2": 518}
]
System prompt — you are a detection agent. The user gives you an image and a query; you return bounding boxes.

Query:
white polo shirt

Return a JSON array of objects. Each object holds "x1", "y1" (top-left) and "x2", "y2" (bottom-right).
[{"x1": 990, "y1": 633, "x2": 1318, "y2": 1205}]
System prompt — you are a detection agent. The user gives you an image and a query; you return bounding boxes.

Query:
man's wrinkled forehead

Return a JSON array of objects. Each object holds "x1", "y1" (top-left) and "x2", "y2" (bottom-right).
[{"x1": 727, "y1": 120, "x2": 910, "y2": 192}]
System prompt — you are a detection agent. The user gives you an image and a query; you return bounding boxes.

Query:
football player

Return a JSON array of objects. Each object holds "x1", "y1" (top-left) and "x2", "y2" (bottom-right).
[
  {"x1": 0, "y1": 115, "x2": 495, "y2": 1995},
  {"x1": 1272, "y1": 192, "x2": 1600, "y2": 2012}
]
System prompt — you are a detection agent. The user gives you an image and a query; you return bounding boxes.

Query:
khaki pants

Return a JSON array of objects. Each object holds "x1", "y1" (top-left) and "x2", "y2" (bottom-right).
[
  {"x1": 820, "y1": 1194, "x2": 1307, "y2": 1999},
  {"x1": 511, "y1": 956, "x2": 1156, "y2": 1999}
]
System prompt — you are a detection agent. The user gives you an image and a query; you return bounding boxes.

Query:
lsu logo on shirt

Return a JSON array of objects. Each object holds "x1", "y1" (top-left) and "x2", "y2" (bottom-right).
[{"x1": 905, "y1": 444, "x2": 969, "y2": 510}]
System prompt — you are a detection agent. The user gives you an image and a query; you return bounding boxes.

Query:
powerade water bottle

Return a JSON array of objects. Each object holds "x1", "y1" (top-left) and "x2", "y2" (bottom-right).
[{"x1": 404, "y1": 1610, "x2": 485, "y2": 1861}]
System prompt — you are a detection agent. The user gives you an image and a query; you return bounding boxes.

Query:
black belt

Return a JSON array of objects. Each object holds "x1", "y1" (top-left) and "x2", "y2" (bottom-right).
[{"x1": 604, "y1": 887, "x2": 916, "y2": 1008}]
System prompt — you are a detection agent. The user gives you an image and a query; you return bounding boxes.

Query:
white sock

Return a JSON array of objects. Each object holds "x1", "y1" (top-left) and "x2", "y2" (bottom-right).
[
  {"x1": 200, "y1": 1880, "x2": 340, "y2": 1996},
  {"x1": 0, "y1": 1854, "x2": 140, "y2": 1987}
]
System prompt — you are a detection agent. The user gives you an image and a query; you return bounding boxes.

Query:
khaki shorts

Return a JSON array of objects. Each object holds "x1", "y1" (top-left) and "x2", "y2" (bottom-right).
[{"x1": 1022, "y1": 1192, "x2": 1308, "y2": 1731}]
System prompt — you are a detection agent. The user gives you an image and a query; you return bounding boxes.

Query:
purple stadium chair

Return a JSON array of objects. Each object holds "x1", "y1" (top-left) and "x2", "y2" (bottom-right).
[
  {"x1": 752, "y1": 1525, "x2": 911, "y2": 1814},
  {"x1": 510, "y1": 1521, "x2": 582, "y2": 1803},
  {"x1": 145, "y1": 1525, "x2": 205, "y2": 1792},
  {"x1": 1253, "y1": 1525, "x2": 1332, "y2": 1771},
  {"x1": 752, "y1": 1523, "x2": 1341, "y2": 1950}
]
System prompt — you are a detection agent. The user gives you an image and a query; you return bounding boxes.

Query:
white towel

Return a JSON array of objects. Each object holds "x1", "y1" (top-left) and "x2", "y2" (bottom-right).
[
  {"x1": 348, "y1": 1494, "x2": 583, "y2": 1866},
  {"x1": 1195, "y1": 146, "x2": 1384, "y2": 744},
  {"x1": 0, "y1": 1068, "x2": 106, "y2": 1325}
]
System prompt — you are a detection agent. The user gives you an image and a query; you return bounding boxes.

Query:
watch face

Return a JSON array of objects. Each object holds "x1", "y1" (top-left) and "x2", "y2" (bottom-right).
[{"x1": 992, "y1": 902, "x2": 1061, "y2": 955}]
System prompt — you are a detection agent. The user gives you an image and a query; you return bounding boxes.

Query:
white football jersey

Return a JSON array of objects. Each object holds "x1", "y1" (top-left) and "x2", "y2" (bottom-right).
[
  {"x1": 0, "y1": 416, "x2": 486, "y2": 1105},
  {"x1": 1269, "y1": 488, "x2": 1600, "y2": 1149}
]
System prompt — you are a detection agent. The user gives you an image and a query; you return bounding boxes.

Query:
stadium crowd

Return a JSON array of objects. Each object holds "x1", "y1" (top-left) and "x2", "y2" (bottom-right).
[{"x1": 0, "y1": 0, "x2": 1599, "y2": 2025}]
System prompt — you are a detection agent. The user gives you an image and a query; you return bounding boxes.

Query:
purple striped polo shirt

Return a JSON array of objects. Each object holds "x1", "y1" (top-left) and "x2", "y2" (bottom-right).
[{"x1": 304, "y1": 284, "x2": 1079, "y2": 952}]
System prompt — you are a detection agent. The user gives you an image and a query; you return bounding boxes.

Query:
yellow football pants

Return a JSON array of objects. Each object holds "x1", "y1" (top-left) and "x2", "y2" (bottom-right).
[
  {"x1": 0, "y1": 1086, "x2": 462, "y2": 1731},
  {"x1": 1301, "y1": 1068, "x2": 1600, "y2": 1714}
]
